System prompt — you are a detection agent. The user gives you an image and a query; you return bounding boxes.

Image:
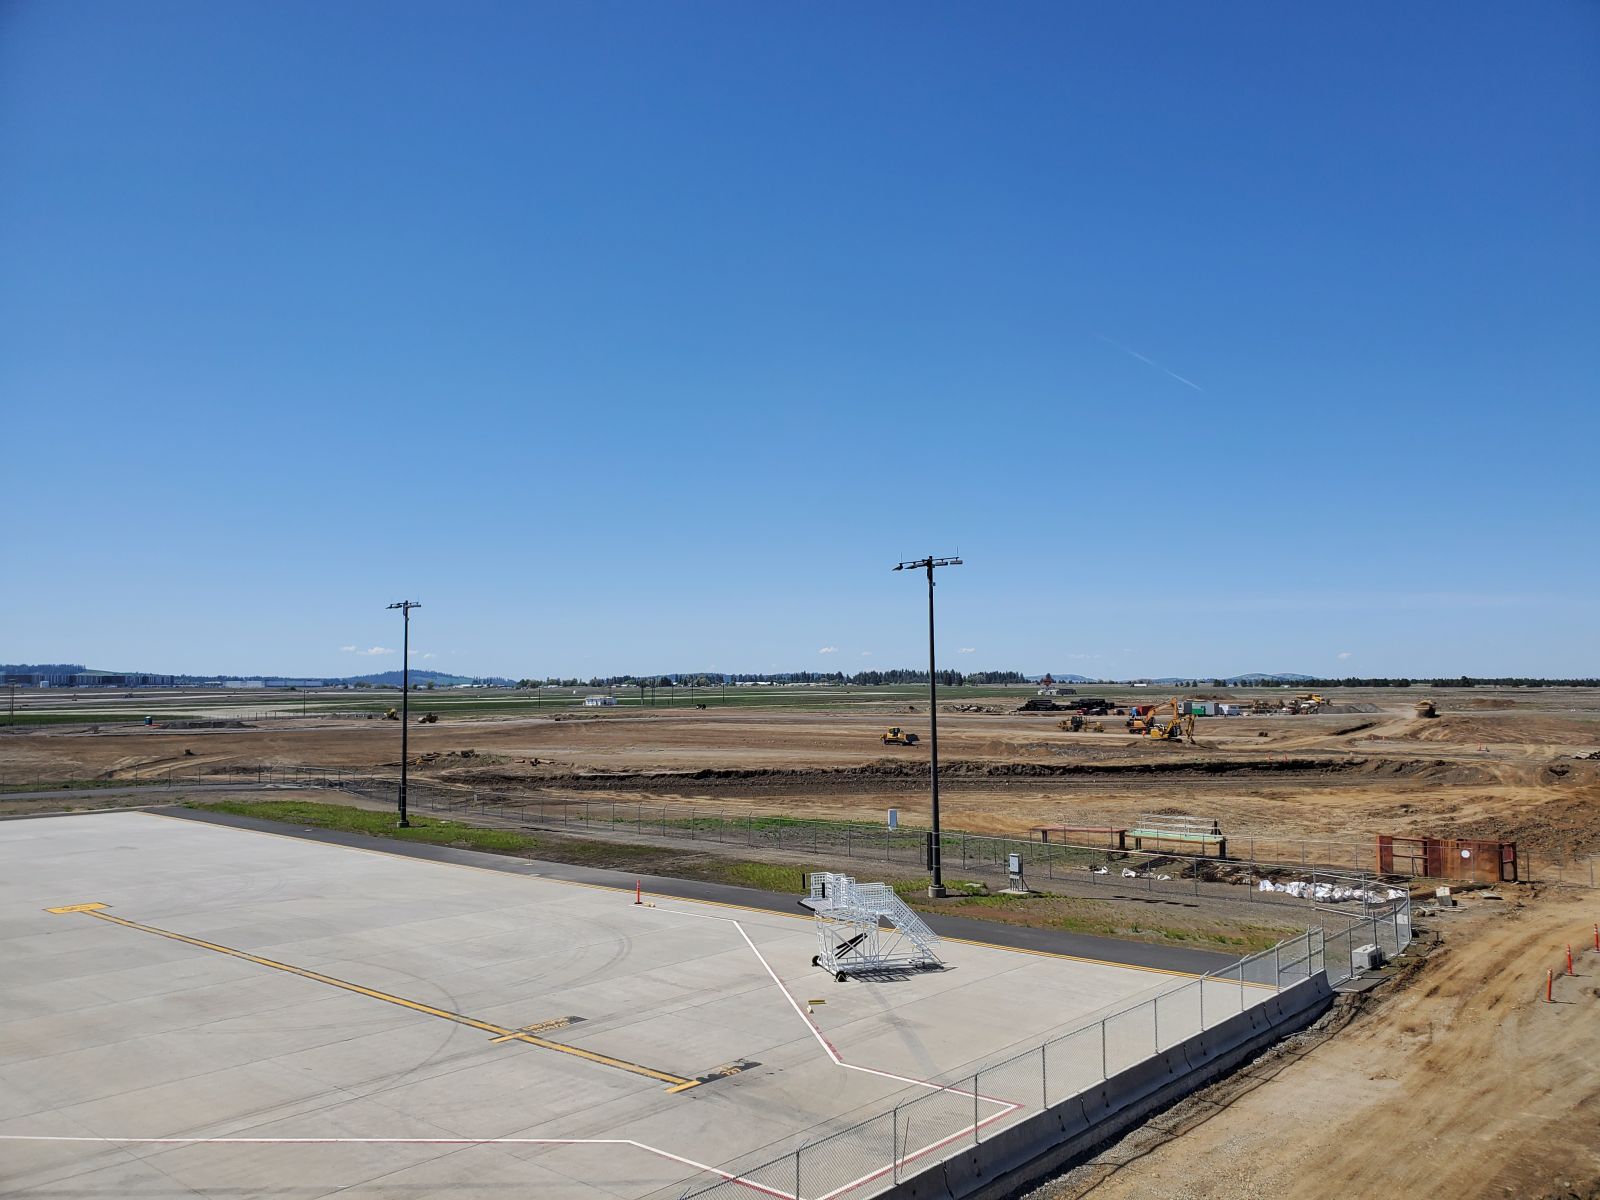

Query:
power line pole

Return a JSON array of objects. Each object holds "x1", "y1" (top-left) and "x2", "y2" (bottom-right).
[
  {"x1": 386, "y1": 601, "x2": 421, "y2": 827},
  {"x1": 894, "y1": 556, "x2": 962, "y2": 898}
]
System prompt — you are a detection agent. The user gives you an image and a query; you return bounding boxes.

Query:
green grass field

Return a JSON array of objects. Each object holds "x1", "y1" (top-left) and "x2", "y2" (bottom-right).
[{"x1": 0, "y1": 712, "x2": 155, "y2": 727}]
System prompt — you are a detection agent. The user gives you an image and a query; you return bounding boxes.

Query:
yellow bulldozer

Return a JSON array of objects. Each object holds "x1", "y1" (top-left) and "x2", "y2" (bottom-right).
[
  {"x1": 1058, "y1": 715, "x2": 1107, "y2": 733},
  {"x1": 881, "y1": 726, "x2": 920, "y2": 746}
]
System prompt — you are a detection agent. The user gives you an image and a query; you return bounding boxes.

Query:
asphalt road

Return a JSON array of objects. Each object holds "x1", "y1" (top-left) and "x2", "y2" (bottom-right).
[{"x1": 159, "y1": 804, "x2": 1239, "y2": 975}]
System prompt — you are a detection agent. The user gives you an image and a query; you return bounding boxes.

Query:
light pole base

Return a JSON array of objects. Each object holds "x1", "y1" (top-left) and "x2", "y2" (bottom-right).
[
  {"x1": 927, "y1": 883, "x2": 948, "y2": 899},
  {"x1": 398, "y1": 819, "x2": 411, "y2": 828}
]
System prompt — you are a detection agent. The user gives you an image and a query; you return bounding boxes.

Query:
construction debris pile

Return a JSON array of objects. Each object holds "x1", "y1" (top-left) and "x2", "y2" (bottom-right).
[{"x1": 1257, "y1": 878, "x2": 1408, "y2": 904}]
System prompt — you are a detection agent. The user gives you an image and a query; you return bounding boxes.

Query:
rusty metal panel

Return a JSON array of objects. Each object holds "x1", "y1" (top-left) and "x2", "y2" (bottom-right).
[{"x1": 1377, "y1": 835, "x2": 1516, "y2": 882}]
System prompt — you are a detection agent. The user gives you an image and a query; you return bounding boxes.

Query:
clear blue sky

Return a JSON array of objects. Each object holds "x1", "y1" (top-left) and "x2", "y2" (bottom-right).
[{"x1": 3, "y1": 1, "x2": 1595, "y2": 680}]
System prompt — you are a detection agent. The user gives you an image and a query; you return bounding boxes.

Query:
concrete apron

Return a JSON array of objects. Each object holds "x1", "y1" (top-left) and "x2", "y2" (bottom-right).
[{"x1": 880, "y1": 973, "x2": 1335, "y2": 1200}]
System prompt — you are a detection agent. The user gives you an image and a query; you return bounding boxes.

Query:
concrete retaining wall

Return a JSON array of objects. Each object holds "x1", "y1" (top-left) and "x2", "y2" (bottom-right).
[{"x1": 878, "y1": 973, "x2": 1335, "y2": 1200}]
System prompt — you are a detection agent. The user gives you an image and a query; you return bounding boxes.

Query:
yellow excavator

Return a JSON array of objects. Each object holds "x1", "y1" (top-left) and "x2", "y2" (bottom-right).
[
  {"x1": 1126, "y1": 697, "x2": 1177, "y2": 735},
  {"x1": 1136, "y1": 698, "x2": 1196, "y2": 743}
]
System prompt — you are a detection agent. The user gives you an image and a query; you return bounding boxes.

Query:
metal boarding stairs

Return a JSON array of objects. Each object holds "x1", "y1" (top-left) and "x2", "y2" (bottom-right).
[{"x1": 808, "y1": 872, "x2": 943, "y2": 980}]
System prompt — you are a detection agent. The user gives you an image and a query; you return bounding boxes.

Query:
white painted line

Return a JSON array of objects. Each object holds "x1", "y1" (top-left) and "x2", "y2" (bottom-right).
[
  {"x1": 648, "y1": 898, "x2": 1018, "y2": 1110},
  {"x1": 0, "y1": 1136, "x2": 796, "y2": 1200}
]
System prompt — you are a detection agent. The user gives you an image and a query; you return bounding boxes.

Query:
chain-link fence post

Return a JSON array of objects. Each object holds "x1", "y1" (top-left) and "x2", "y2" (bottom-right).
[{"x1": 892, "y1": 1102, "x2": 900, "y2": 1183}]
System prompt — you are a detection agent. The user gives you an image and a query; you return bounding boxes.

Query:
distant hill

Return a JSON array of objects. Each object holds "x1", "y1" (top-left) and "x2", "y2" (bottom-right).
[
  {"x1": 1137, "y1": 672, "x2": 1316, "y2": 685},
  {"x1": 342, "y1": 669, "x2": 487, "y2": 687}
]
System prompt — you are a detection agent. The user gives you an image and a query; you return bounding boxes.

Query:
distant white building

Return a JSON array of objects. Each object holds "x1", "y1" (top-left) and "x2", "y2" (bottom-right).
[{"x1": 583, "y1": 695, "x2": 618, "y2": 707}]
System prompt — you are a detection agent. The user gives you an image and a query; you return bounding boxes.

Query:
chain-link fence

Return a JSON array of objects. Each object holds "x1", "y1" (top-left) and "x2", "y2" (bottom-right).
[
  {"x1": 1315, "y1": 890, "x2": 1413, "y2": 978},
  {"x1": 672, "y1": 929, "x2": 1332, "y2": 1200},
  {"x1": 156, "y1": 767, "x2": 1420, "y2": 1200},
  {"x1": 156, "y1": 763, "x2": 349, "y2": 788},
  {"x1": 1521, "y1": 851, "x2": 1600, "y2": 889},
  {"x1": 417, "y1": 789, "x2": 1390, "y2": 873},
  {"x1": 399, "y1": 789, "x2": 1416, "y2": 914}
]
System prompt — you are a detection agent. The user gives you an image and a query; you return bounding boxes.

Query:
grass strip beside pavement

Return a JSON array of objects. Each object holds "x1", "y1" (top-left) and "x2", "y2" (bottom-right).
[
  {"x1": 181, "y1": 799, "x2": 1294, "y2": 954},
  {"x1": 183, "y1": 799, "x2": 815, "y2": 890}
]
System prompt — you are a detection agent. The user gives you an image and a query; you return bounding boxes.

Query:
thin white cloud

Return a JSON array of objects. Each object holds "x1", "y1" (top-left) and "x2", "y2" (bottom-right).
[
  {"x1": 1095, "y1": 333, "x2": 1204, "y2": 392},
  {"x1": 339, "y1": 645, "x2": 357, "y2": 653},
  {"x1": 355, "y1": 646, "x2": 396, "y2": 657},
  {"x1": 958, "y1": 647, "x2": 975, "y2": 654},
  {"x1": 1337, "y1": 651, "x2": 1352, "y2": 660},
  {"x1": 860, "y1": 651, "x2": 873, "y2": 657},
  {"x1": 421, "y1": 653, "x2": 436, "y2": 660},
  {"x1": 818, "y1": 646, "x2": 838, "y2": 655}
]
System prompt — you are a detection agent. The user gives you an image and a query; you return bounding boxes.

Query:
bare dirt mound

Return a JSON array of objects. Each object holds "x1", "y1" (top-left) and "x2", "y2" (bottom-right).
[
  {"x1": 1032, "y1": 891, "x2": 1600, "y2": 1200},
  {"x1": 1401, "y1": 713, "x2": 1599, "y2": 747},
  {"x1": 436, "y1": 755, "x2": 1493, "y2": 795}
]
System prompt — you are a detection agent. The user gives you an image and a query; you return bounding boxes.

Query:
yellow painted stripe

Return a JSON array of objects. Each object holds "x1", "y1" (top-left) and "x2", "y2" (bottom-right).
[{"x1": 53, "y1": 905, "x2": 694, "y2": 1089}]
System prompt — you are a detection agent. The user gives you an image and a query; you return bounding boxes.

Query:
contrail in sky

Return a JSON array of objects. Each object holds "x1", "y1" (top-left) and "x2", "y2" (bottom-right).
[{"x1": 1094, "y1": 334, "x2": 1205, "y2": 392}]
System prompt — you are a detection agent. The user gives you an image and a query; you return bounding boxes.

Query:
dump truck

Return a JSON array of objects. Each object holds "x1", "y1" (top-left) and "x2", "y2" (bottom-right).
[{"x1": 881, "y1": 727, "x2": 920, "y2": 746}]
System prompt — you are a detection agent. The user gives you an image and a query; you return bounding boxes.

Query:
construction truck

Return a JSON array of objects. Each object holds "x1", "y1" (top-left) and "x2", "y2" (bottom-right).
[
  {"x1": 383, "y1": 708, "x2": 400, "y2": 721},
  {"x1": 881, "y1": 727, "x2": 920, "y2": 746},
  {"x1": 418, "y1": 712, "x2": 438, "y2": 724}
]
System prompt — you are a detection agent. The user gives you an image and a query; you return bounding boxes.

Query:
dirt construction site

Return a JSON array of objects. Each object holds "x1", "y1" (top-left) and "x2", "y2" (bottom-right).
[{"x1": 3, "y1": 684, "x2": 1600, "y2": 1198}]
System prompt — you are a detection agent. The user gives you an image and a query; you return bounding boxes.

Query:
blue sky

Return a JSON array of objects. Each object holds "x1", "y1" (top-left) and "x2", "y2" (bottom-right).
[{"x1": 3, "y1": 1, "x2": 1595, "y2": 680}]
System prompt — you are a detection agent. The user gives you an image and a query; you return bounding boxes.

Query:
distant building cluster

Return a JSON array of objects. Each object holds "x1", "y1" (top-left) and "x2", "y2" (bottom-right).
[
  {"x1": 1, "y1": 672, "x2": 330, "y2": 689},
  {"x1": 4, "y1": 671, "x2": 177, "y2": 688}
]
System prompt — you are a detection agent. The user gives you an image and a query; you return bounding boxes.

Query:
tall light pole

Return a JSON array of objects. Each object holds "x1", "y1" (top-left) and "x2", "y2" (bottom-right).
[
  {"x1": 893, "y1": 556, "x2": 962, "y2": 897},
  {"x1": 386, "y1": 601, "x2": 421, "y2": 827}
]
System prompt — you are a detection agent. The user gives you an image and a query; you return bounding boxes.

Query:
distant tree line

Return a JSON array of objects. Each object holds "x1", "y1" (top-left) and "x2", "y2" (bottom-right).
[
  {"x1": 1198, "y1": 676, "x2": 1600, "y2": 690},
  {"x1": 513, "y1": 670, "x2": 1029, "y2": 689}
]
